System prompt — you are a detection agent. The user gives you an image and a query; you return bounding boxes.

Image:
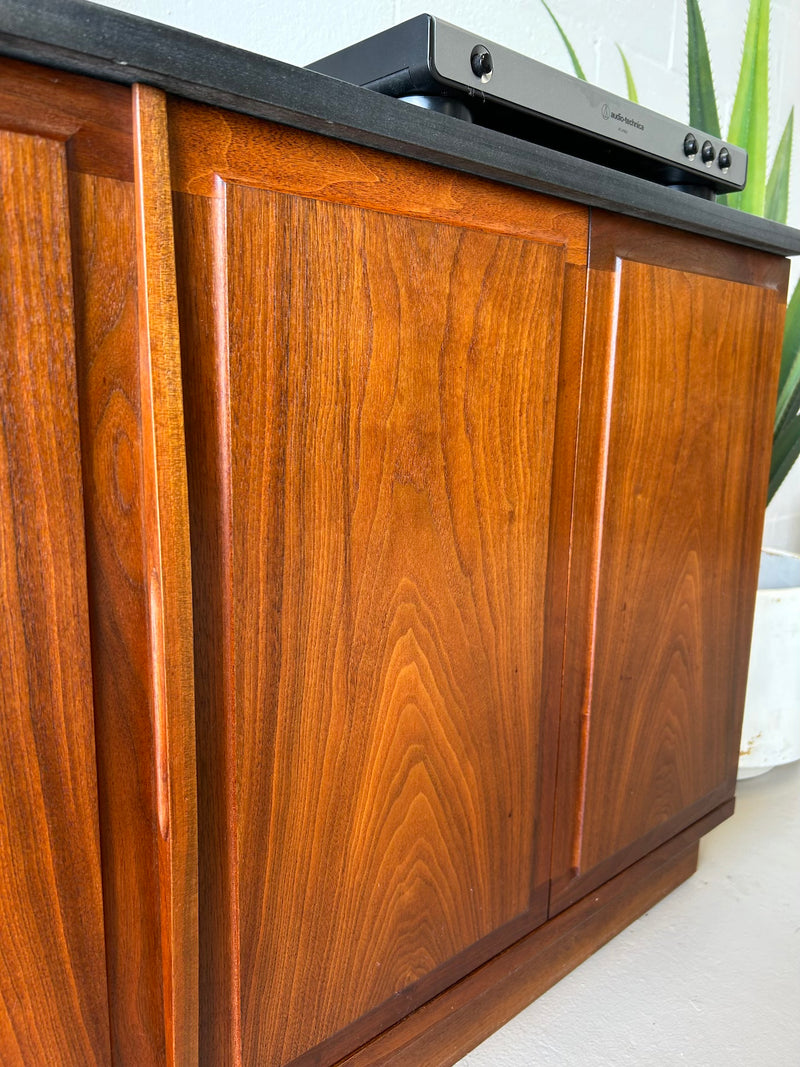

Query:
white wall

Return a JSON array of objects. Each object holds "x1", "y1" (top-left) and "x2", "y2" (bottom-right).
[{"x1": 97, "y1": 0, "x2": 800, "y2": 549}]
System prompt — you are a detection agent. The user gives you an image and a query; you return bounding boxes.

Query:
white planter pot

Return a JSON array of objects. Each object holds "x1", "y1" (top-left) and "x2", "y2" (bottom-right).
[{"x1": 739, "y1": 549, "x2": 800, "y2": 779}]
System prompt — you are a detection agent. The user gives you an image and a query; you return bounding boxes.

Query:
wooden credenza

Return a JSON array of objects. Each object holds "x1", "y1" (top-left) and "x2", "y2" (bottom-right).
[{"x1": 0, "y1": 55, "x2": 788, "y2": 1067}]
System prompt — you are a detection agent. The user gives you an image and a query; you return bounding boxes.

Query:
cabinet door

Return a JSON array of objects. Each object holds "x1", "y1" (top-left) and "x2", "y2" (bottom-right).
[
  {"x1": 0, "y1": 62, "x2": 198, "y2": 1066},
  {"x1": 0, "y1": 63, "x2": 115, "y2": 1066},
  {"x1": 550, "y1": 212, "x2": 788, "y2": 911},
  {"x1": 166, "y1": 98, "x2": 587, "y2": 1065}
]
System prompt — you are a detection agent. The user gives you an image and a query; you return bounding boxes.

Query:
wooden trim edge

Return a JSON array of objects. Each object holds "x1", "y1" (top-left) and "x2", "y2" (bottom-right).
[
  {"x1": 133, "y1": 82, "x2": 199, "y2": 1067},
  {"x1": 590, "y1": 208, "x2": 790, "y2": 293}
]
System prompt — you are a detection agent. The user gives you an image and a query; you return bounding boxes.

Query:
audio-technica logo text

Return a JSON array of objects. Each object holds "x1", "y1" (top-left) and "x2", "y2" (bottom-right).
[{"x1": 601, "y1": 102, "x2": 644, "y2": 130}]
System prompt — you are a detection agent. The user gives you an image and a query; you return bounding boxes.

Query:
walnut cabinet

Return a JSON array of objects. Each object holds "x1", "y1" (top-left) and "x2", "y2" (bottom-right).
[{"x1": 0, "y1": 58, "x2": 788, "y2": 1066}]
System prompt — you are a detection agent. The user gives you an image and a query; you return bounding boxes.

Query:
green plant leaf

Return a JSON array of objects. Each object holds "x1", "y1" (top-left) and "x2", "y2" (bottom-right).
[
  {"x1": 680, "y1": 1, "x2": 798, "y2": 498},
  {"x1": 771, "y1": 281, "x2": 800, "y2": 502},
  {"x1": 616, "y1": 44, "x2": 638, "y2": 103},
  {"x1": 765, "y1": 107, "x2": 794, "y2": 224},
  {"x1": 769, "y1": 396, "x2": 800, "y2": 503},
  {"x1": 540, "y1": 0, "x2": 587, "y2": 80},
  {"x1": 775, "y1": 281, "x2": 800, "y2": 423},
  {"x1": 725, "y1": 0, "x2": 770, "y2": 215},
  {"x1": 686, "y1": 0, "x2": 720, "y2": 137}
]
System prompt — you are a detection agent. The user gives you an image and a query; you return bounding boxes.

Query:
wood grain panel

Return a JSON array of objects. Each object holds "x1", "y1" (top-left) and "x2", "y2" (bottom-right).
[
  {"x1": 589, "y1": 208, "x2": 789, "y2": 293},
  {"x1": 0, "y1": 62, "x2": 195, "y2": 1065},
  {"x1": 0, "y1": 129, "x2": 111, "y2": 1066},
  {"x1": 233, "y1": 187, "x2": 563, "y2": 1066},
  {"x1": 165, "y1": 96, "x2": 587, "y2": 264},
  {"x1": 0, "y1": 56, "x2": 133, "y2": 180},
  {"x1": 133, "y1": 84, "x2": 199, "y2": 1067},
  {"x1": 70, "y1": 168, "x2": 169, "y2": 1065},
  {"x1": 170, "y1": 141, "x2": 586, "y2": 1059},
  {"x1": 173, "y1": 189, "x2": 241, "y2": 1067},
  {"x1": 337, "y1": 816, "x2": 717, "y2": 1066},
  {"x1": 550, "y1": 220, "x2": 787, "y2": 910}
]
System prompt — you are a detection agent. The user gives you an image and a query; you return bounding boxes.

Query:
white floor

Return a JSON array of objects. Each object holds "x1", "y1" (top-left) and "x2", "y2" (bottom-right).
[{"x1": 457, "y1": 760, "x2": 800, "y2": 1067}]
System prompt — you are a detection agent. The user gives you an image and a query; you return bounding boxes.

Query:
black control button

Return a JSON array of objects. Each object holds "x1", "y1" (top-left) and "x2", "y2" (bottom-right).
[
  {"x1": 701, "y1": 140, "x2": 716, "y2": 164},
  {"x1": 683, "y1": 133, "x2": 698, "y2": 158},
  {"x1": 470, "y1": 46, "x2": 493, "y2": 79},
  {"x1": 718, "y1": 147, "x2": 731, "y2": 171}
]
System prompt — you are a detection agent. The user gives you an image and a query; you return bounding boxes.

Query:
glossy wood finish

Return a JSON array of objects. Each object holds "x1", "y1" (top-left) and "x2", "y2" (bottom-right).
[
  {"x1": 133, "y1": 83, "x2": 199, "y2": 1067},
  {"x1": 0, "y1": 127, "x2": 110, "y2": 1066},
  {"x1": 550, "y1": 212, "x2": 788, "y2": 911},
  {"x1": 0, "y1": 55, "x2": 132, "y2": 180},
  {"x1": 231, "y1": 189, "x2": 560, "y2": 1066},
  {"x1": 3, "y1": 0, "x2": 799, "y2": 256},
  {"x1": 337, "y1": 815, "x2": 716, "y2": 1066},
  {"x1": 168, "y1": 100, "x2": 588, "y2": 1066},
  {"x1": 173, "y1": 191, "x2": 241, "y2": 1067},
  {"x1": 166, "y1": 98, "x2": 587, "y2": 262},
  {"x1": 70, "y1": 167, "x2": 169, "y2": 1064},
  {"x1": 0, "y1": 59, "x2": 198, "y2": 1065},
  {"x1": 2, "y1": 53, "x2": 790, "y2": 1066}
]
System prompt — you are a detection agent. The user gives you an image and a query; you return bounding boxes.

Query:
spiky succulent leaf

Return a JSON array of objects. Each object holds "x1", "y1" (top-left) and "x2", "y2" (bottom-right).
[
  {"x1": 686, "y1": 0, "x2": 721, "y2": 137},
  {"x1": 765, "y1": 107, "x2": 794, "y2": 224},
  {"x1": 616, "y1": 44, "x2": 639, "y2": 102},
  {"x1": 775, "y1": 281, "x2": 800, "y2": 422},
  {"x1": 770, "y1": 281, "x2": 800, "y2": 501},
  {"x1": 725, "y1": 0, "x2": 770, "y2": 214},
  {"x1": 540, "y1": 0, "x2": 587, "y2": 80},
  {"x1": 769, "y1": 395, "x2": 800, "y2": 503}
]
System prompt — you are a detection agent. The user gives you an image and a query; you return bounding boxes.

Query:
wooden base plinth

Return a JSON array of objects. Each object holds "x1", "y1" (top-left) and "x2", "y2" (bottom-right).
[{"x1": 336, "y1": 820, "x2": 710, "y2": 1066}]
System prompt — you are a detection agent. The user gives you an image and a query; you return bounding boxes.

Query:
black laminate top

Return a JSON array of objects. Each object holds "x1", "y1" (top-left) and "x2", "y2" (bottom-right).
[{"x1": 1, "y1": 0, "x2": 799, "y2": 257}]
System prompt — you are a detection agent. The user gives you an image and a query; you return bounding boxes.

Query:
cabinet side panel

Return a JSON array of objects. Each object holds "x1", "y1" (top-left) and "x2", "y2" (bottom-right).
[
  {"x1": 552, "y1": 219, "x2": 785, "y2": 907},
  {"x1": 0, "y1": 130, "x2": 111, "y2": 1066},
  {"x1": 227, "y1": 187, "x2": 566, "y2": 1064}
]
